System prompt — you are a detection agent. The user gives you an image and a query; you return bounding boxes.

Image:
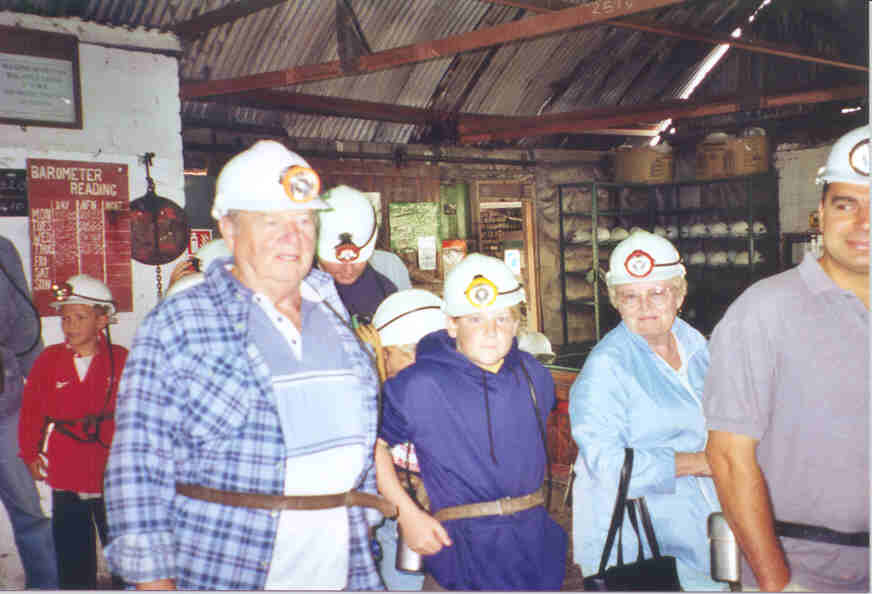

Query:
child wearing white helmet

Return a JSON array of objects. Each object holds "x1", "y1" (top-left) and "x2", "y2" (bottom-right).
[
  {"x1": 355, "y1": 289, "x2": 445, "y2": 591},
  {"x1": 374, "y1": 253, "x2": 567, "y2": 590},
  {"x1": 317, "y1": 185, "x2": 398, "y2": 324},
  {"x1": 18, "y1": 274, "x2": 127, "y2": 589}
]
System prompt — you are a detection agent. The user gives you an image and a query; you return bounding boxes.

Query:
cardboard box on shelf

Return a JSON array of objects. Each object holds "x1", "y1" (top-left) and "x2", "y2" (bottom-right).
[
  {"x1": 695, "y1": 133, "x2": 730, "y2": 180},
  {"x1": 696, "y1": 130, "x2": 770, "y2": 179},
  {"x1": 615, "y1": 144, "x2": 674, "y2": 183},
  {"x1": 725, "y1": 133, "x2": 770, "y2": 176}
]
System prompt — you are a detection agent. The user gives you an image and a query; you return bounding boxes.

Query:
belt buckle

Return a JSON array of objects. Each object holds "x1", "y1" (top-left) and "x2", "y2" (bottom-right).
[{"x1": 497, "y1": 496, "x2": 512, "y2": 516}]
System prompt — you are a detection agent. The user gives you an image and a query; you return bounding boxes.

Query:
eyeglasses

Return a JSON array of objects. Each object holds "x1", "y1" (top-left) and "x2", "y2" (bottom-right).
[
  {"x1": 615, "y1": 286, "x2": 673, "y2": 310},
  {"x1": 279, "y1": 166, "x2": 321, "y2": 203}
]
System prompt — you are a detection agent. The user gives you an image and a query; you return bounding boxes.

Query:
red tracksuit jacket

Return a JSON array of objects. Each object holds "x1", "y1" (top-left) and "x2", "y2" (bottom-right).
[{"x1": 18, "y1": 337, "x2": 127, "y2": 493}]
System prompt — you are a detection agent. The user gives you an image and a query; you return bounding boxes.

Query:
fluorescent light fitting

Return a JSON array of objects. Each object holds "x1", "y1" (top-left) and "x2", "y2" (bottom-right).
[
  {"x1": 841, "y1": 106, "x2": 862, "y2": 114},
  {"x1": 184, "y1": 168, "x2": 209, "y2": 176}
]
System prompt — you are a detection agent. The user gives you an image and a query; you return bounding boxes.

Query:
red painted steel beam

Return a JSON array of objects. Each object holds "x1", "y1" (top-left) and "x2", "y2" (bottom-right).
[{"x1": 180, "y1": 0, "x2": 684, "y2": 99}]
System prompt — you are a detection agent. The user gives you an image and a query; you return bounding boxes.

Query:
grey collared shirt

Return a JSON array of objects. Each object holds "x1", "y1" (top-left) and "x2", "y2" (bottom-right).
[{"x1": 704, "y1": 253, "x2": 869, "y2": 592}]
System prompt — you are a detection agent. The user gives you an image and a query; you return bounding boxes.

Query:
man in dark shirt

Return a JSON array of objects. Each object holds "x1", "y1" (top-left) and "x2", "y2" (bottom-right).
[{"x1": 317, "y1": 186, "x2": 398, "y2": 324}]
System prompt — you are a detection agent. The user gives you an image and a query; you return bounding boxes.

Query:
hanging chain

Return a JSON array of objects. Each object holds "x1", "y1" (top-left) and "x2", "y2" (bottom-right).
[{"x1": 155, "y1": 265, "x2": 163, "y2": 300}]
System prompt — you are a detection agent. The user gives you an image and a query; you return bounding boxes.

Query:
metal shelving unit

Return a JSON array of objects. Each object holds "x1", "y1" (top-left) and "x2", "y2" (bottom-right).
[{"x1": 557, "y1": 172, "x2": 780, "y2": 349}]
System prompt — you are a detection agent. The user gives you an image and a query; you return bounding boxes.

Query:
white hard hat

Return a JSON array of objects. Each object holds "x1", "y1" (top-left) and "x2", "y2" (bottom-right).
[
  {"x1": 443, "y1": 253, "x2": 525, "y2": 317},
  {"x1": 707, "y1": 251, "x2": 729, "y2": 267},
  {"x1": 517, "y1": 330, "x2": 556, "y2": 363},
  {"x1": 688, "y1": 251, "x2": 706, "y2": 266},
  {"x1": 373, "y1": 289, "x2": 445, "y2": 347},
  {"x1": 730, "y1": 221, "x2": 749, "y2": 237},
  {"x1": 653, "y1": 225, "x2": 668, "y2": 238},
  {"x1": 605, "y1": 230, "x2": 685, "y2": 286},
  {"x1": 571, "y1": 229, "x2": 592, "y2": 243},
  {"x1": 164, "y1": 273, "x2": 204, "y2": 299},
  {"x1": 709, "y1": 222, "x2": 729, "y2": 237},
  {"x1": 629, "y1": 226, "x2": 646, "y2": 235},
  {"x1": 211, "y1": 140, "x2": 327, "y2": 219},
  {"x1": 610, "y1": 227, "x2": 630, "y2": 241},
  {"x1": 752, "y1": 221, "x2": 767, "y2": 235},
  {"x1": 689, "y1": 223, "x2": 709, "y2": 238},
  {"x1": 596, "y1": 227, "x2": 611, "y2": 242},
  {"x1": 193, "y1": 238, "x2": 232, "y2": 272},
  {"x1": 164, "y1": 239, "x2": 233, "y2": 299},
  {"x1": 734, "y1": 251, "x2": 750, "y2": 266},
  {"x1": 50, "y1": 274, "x2": 116, "y2": 316},
  {"x1": 815, "y1": 125, "x2": 870, "y2": 186},
  {"x1": 317, "y1": 185, "x2": 378, "y2": 264}
]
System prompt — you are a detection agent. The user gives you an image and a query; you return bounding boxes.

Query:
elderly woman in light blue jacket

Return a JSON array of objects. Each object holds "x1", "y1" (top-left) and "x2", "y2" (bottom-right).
[{"x1": 570, "y1": 230, "x2": 725, "y2": 591}]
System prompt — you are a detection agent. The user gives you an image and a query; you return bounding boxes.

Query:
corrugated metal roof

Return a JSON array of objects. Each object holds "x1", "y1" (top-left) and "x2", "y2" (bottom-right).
[{"x1": 0, "y1": 0, "x2": 866, "y2": 149}]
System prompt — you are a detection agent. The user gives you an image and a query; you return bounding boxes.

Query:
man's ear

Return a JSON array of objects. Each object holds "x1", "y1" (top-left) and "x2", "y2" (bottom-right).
[{"x1": 218, "y1": 216, "x2": 236, "y2": 252}]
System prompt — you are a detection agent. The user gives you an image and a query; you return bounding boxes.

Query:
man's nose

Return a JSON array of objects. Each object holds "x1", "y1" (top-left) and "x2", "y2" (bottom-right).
[
  {"x1": 279, "y1": 220, "x2": 305, "y2": 240},
  {"x1": 483, "y1": 318, "x2": 498, "y2": 335}
]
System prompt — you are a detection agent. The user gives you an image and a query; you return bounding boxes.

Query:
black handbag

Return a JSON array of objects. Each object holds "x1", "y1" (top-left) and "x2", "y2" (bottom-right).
[{"x1": 583, "y1": 448, "x2": 683, "y2": 591}]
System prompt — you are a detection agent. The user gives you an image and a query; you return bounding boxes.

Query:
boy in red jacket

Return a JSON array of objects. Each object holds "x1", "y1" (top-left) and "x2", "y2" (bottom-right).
[{"x1": 18, "y1": 274, "x2": 127, "y2": 590}]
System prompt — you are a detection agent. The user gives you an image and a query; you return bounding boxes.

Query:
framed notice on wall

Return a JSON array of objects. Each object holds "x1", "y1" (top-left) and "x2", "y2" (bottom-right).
[
  {"x1": 0, "y1": 26, "x2": 82, "y2": 128},
  {"x1": 27, "y1": 159, "x2": 132, "y2": 316},
  {"x1": 0, "y1": 170, "x2": 27, "y2": 217}
]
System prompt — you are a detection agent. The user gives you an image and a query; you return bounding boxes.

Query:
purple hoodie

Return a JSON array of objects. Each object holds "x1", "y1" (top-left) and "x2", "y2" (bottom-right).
[{"x1": 381, "y1": 329, "x2": 567, "y2": 590}]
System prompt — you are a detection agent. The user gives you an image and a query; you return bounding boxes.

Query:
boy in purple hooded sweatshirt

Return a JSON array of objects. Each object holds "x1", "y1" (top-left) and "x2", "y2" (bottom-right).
[{"x1": 375, "y1": 253, "x2": 567, "y2": 590}]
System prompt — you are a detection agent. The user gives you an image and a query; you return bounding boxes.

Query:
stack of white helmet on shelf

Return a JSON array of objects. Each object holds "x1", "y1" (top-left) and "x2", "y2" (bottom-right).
[{"x1": 610, "y1": 227, "x2": 630, "y2": 241}]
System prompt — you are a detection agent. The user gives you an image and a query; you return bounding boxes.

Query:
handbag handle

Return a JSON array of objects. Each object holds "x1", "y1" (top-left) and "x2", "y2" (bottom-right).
[
  {"x1": 636, "y1": 496, "x2": 664, "y2": 558},
  {"x1": 596, "y1": 448, "x2": 634, "y2": 575},
  {"x1": 625, "y1": 498, "x2": 646, "y2": 563}
]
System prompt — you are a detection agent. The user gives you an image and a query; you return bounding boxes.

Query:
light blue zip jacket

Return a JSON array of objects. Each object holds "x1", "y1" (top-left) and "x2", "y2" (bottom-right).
[{"x1": 570, "y1": 318, "x2": 725, "y2": 591}]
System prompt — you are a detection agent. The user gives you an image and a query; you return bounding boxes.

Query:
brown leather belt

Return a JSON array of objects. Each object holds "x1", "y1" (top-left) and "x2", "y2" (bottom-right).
[
  {"x1": 176, "y1": 483, "x2": 398, "y2": 518},
  {"x1": 433, "y1": 486, "x2": 544, "y2": 522}
]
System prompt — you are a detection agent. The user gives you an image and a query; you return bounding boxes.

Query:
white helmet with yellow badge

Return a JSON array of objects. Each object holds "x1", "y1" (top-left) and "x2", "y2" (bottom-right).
[{"x1": 443, "y1": 253, "x2": 525, "y2": 317}]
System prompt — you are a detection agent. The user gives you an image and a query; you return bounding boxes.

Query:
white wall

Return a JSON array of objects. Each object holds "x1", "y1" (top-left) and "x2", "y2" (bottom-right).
[
  {"x1": 0, "y1": 14, "x2": 182, "y2": 587},
  {"x1": 0, "y1": 12, "x2": 184, "y2": 350}
]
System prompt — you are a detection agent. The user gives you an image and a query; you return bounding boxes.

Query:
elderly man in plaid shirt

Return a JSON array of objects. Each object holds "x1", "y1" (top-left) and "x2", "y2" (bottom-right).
[{"x1": 104, "y1": 141, "x2": 392, "y2": 590}]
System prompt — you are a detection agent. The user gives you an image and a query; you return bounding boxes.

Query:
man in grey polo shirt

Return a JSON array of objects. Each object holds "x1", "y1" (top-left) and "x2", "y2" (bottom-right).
[{"x1": 704, "y1": 125, "x2": 869, "y2": 591}]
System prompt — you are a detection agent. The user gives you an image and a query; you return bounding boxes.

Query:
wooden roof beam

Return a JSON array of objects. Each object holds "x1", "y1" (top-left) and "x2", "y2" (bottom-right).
[
  {"x1": 189, "y1": 89, "x2": 660, "y2": 136},
  {"x1": 478, "y1": 0, "x2": 868, "y2": 72},
  {"x1": 180, "y1": 0, "x2": 684, "y2": 99},
  {"x1": 168, "y1": 0, "x2": 290, "y2": 39},
  {"x1": 457, "y1": 84, "x2": 866, "y2": 143}
]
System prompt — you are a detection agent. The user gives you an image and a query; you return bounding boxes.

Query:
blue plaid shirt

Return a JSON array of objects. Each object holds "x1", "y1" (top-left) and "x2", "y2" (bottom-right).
[{"x1": 104, "y1": 260, "x2": 383, "y2": 590}]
